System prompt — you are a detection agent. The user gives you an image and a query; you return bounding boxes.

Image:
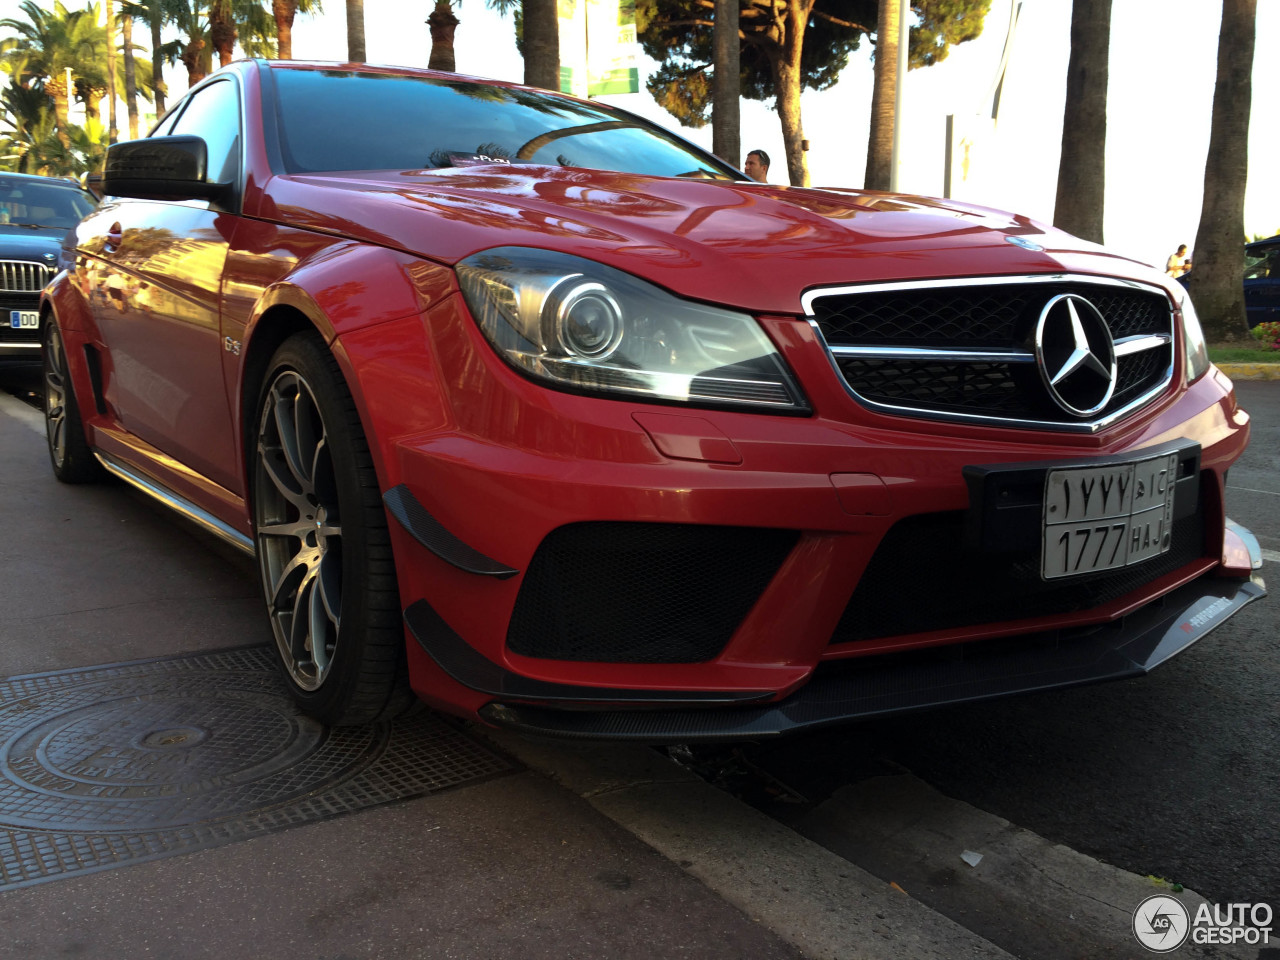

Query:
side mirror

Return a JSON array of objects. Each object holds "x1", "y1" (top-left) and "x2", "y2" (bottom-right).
[{"x1": 103, "y1": 136, "x2": 231, "y2": 202}]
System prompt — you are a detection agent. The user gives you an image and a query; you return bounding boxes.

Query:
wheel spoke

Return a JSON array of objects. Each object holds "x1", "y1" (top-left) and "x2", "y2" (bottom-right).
[
  {"x1": 310, "y1": 437, "x2": 338, "y2": 513},
  {"x1": 288, "y1": 566, "x2": 316, "y2": 665},
  {"x1": 258, "y1": 518, "x2": 310, "y2": 540},
  {"x1": 273, "y1": 386, "x2": 314, "y2": 498},
  {"x1": 316, "y1": 548, "x2": 342, "y2": 626},
  {"x1": 257, "y1": 443, "x2": 313, "y2": 514},
  {"x1": 49, "y1": 415, "x2": 65, "y2": 461},
  {"x1": 307, "y1": 571, "x2": 335, "y2": 677},
  {"x1": 267, "y1": 550, "x2": 309, "y2": 618}
]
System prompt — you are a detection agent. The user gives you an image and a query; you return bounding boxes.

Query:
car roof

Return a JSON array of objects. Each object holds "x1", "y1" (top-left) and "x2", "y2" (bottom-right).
[
  {"x1": 1246, "y1": 234, "x2": 1280, "y2": 251},
  {"x1": 0, "y1": 171, "x2": 91, "y2": 192}
]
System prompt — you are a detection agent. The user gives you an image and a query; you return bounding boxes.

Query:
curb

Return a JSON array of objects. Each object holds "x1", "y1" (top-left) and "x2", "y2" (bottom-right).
[
  {"x1": 476, "y1": 729, "x2": 1014, "y2": 960},
  {"x1": 1215, "y1": 361, "x2": 1280, "y2": 380}
]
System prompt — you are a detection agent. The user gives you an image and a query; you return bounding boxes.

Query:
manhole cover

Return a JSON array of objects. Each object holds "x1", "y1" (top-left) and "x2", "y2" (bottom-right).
[{"x1": 0, "y1": 646, "x2": 515, "y2": 888}]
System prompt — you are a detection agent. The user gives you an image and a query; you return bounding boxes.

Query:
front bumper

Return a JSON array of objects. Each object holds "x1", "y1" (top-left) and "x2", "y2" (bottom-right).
[
  {"x1": 456, "y1": 571, "x2": 1265, "y2": 741},
  {"x1": 342, "y1": 297, "x2": 1260, "y2": 736}
]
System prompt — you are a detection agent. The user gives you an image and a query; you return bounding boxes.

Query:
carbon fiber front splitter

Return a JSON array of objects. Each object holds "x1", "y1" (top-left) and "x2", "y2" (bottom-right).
[{"x1": 468, "y1": 572, "x2": 1266, "y2": 743}]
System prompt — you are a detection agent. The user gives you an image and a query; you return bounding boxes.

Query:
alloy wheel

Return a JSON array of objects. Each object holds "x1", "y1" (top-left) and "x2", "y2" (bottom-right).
[
  {"x1": 43, "y1": 321, "x2": 68, "y2": 469},
  {"x1": 255, "y1": 369, "x2": 344, "y2": 691}
]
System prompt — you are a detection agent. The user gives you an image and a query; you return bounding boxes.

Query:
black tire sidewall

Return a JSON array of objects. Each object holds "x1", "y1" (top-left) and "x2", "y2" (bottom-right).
[{"x1": 252, "y1": 333, "x2": 402, "y2": 724}]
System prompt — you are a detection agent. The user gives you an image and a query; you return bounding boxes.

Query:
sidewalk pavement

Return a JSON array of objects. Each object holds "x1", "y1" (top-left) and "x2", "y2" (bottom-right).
[{"x1": 0, "y1": 389, "x2": 1011, "y2": 960}]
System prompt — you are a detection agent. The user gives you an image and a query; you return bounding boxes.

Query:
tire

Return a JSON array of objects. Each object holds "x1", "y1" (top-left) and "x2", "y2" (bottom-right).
[
  {"x1": 252, "y1": 332, "x2": 411, "y2": 725},
  {"x1": 42, "y1": 314, "x2": 105, "y2": 484}
]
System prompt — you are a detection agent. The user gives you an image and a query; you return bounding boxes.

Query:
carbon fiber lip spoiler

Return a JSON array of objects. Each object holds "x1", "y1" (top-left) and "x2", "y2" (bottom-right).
[{"x1": 473, "y1": 572, "x2": 1265, "y2": 743}]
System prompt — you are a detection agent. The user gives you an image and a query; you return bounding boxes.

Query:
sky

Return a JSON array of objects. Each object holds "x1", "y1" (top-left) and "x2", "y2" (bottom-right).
[{"x1": 3, "y1": 0, "x2": 1276, "y2": 271}]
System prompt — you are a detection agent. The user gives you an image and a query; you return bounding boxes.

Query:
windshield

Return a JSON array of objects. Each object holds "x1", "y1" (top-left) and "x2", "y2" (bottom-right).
[
  {"x1": 271, "y1": 69, "x2": 740, "y2": 181},
  {"x1": 0, "y1": 178, "x2": 97, "y2": 229}
]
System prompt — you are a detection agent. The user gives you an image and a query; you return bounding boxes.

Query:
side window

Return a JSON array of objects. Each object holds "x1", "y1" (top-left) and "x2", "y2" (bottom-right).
[
  {"x1": 169, "y1": 79, "x2": 241, "y2": 184},
  {"x1": 149, "y1": 105, "x2": 184, "y2": 138},
  {"x1": 1245, "y1": 249, "x2": 1280, "y2": 281}
]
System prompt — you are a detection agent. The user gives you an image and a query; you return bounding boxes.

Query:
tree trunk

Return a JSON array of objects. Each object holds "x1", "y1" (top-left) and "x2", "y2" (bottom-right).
[
  {"x1": 106, "y1": 0, "x2": 118, "y2": 143},
  {"x1": 123, "y1": 13, "x2": 139, "y2": 140},
  {"x1": 428, "y1": 0, "x2": 459, "y2": 72},
  {"x1": 1053, "y1": 0, "x2": 1110, "y2": 243},
  {"x1": 45, "y1": 74, "x2": 72, "y2": 151},
  {"x1": 863, "y1": 0, "x2": 899, "y2": 190},
  {"x1": 523, "y1": 0, "x2": 560, "y2": 90},
  {"x1": 182, "y1": 38, "x2": 208, "y2": 86},
  {"x1": 711, "y1": 0, "x2": 740, "y2": 166},
  {"x1": 1187, "y1": 0, "x2": 1256, "y2": 342},
  {"x1": 274, "y1": 0, "x2": 297, "y2": 58},
  {"x1": 347, "y1": 0, "x2": 367, "y2": 61},
  {"x1": 210, "y1": 0, "x2": 238, "y2": 67},
  {"x1": 151, "y1": 13, "x2": 167, "y2": 115},
  {"x1": 764, "y1": 0, "x2": 815, "y2": 187}
]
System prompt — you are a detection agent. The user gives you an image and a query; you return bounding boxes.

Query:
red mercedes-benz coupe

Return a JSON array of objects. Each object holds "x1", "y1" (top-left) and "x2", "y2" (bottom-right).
[{"x1": 41, "y1": 60, "x2": 1264, "y2": 740}]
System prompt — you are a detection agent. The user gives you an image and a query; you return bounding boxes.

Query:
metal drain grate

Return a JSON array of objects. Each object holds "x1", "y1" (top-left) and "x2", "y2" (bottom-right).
[{"x1": 0, "y1": 646, "x2": 515, "y2": 889}]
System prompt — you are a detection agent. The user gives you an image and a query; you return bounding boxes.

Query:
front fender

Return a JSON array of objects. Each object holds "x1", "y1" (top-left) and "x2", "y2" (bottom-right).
[{"x1": 224, "y1": 226, "x2": 458, "y2": 496}]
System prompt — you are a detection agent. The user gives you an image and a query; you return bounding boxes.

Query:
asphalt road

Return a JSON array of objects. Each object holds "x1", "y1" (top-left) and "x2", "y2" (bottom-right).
[{"x1": 721, "y1": 379, "x2": 1279, "y2": 910}]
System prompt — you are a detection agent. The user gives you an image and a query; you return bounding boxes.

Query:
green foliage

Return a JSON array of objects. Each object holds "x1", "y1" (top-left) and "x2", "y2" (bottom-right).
[
  {"x1": 1251, "y1": 321, "x2": 1280, "y2": 351},
  {"x1": 639, "y1": 0, "x2": 990, "y2": 128}
]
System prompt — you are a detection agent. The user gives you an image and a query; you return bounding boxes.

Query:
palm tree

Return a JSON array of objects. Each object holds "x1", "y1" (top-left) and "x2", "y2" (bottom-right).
[
  {"x1": 210, "y1": 0, "x2": 237, "y2": 66},
  {"x1": 1186, "y1": 0, "x2": 1256, "y2": 341},
  {"x1": 428, "y1": 0, "x2": 460, "y2": 71},
  {"x1": 0, "y1": 1, "x2": 103, "y2": 150},
  {"x1": 522, "y1": 0, "x2": 558, "y2": 89},
  {"x1": 273, "y1": 0, "x2": 323, "y2": 60},
  {"x1": 482, "y1": 0, "x2": 560, "y2": 89},
  {"x1": 864, "y1": 0, "x2": 900, "y2": 190},
  {"x1": 346, "y1": 0, "x2": 365, "y2": 60},
  {"x1": 1053, "y1": 0, "x2": 1110, "y2": 243},
  {"x1": 122, "y1": 0, "x2": 184, "y2": 116},
  {"x1": 711, "y1": 0, "x2": 739, "y2": 165},
  {"x1": 0, "y1": 82, "x2": 59, "y2": 173},
  {"x1": 70, "y1": 3, "x2": 154, "y2": 132},
  {"x1": 122, "y1": 7, "x2": 139, "y2": 137}
]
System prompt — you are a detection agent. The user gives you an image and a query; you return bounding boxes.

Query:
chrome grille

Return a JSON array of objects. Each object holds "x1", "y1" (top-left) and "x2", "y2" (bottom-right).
[
  {"x1": 805, "y1": 275, "x2": 1176, "y2": 432},
  {"x1": 0, "y1": 260, "x2": 53, "y2": 294}
]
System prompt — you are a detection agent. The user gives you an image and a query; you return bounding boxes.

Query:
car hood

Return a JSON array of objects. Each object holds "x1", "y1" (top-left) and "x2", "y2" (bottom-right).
[
  {"x1": 0, "y1": 225, "x2": 64, "y2": 262},
  {"x1": 262, "y1": 166, "x2": 1164, "y2": 314}
]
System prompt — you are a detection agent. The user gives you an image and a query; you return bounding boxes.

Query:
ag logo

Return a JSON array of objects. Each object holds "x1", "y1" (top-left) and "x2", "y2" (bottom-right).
[{"x1": 1133, "y1": 895, "x2": 1191, "y2": 952}]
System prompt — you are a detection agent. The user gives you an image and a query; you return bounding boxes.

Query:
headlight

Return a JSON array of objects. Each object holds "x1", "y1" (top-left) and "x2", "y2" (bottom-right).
[
  {"x1": 1178, "y1": 289, "x2": 1211, "y2": 383},
  {"x1": 456, "y1": 247, "x2": 808, "y2": 411}
]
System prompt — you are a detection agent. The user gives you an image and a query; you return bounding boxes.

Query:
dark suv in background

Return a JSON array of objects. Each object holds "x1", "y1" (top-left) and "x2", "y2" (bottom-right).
[
  {"x1": 1245, "y1": 234, "x2": 1280, "y2": 329},
  {"x1": 0, "y1": 172, "x2": 98, "y2": 361}
]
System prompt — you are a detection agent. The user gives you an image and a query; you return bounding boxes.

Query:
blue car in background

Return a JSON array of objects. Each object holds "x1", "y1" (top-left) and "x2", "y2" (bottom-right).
[
  {"x1": 0, "y1": 172, "x2": 98, "y2": 362},
  {"x1": 1244, "y1": 234, "x2": 1280, "y2": 329}
]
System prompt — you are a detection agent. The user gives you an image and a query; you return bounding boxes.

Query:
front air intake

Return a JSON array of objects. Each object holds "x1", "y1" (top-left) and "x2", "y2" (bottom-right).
[{"x1": 507, "y1": 522, "x2": 797, "y2": 663}]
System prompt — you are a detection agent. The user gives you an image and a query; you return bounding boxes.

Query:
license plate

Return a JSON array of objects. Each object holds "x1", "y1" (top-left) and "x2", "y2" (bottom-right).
[
  {"x1": 9, "y1": 310, "x2": 38, "y2": 330},
  {"x1": 1041, "y1": 451, "x2": 1178, "y2": 579}
]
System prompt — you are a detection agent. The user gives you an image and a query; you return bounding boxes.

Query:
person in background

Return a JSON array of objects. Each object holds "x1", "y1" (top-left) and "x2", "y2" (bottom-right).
[
  {"x1": 744, "y1": 149, "x2": 770, "y2": 183},
  {"x1": 1166, "y1": 244, "x2": 1191, "y2": 277}
]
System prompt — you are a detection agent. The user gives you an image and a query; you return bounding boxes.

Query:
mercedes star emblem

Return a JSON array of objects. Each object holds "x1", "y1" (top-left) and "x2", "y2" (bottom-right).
[{"x1": 1034, "y1": 293, "x2": 1117, "y2": 417}]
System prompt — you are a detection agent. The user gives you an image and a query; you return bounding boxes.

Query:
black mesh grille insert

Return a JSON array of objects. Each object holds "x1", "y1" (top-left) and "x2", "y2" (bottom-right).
[
  {"x1": 830, "y1": 509, "x2": 1205, "y2": 644},
  {"x1": 507, "y1": 522, "x2": 798, "y2": 663},
  {"x1": 812, "y1": 280, "x2": 1173, "y2": 425}
]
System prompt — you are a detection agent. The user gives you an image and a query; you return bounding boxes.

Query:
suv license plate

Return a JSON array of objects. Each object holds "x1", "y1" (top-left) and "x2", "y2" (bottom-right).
[
  {"x1": 9, "y1": 310, "x2": 38, "y2": 330},
  {"x1": 1041, "y1": 451, "x2": 1178, "y2": 580}
]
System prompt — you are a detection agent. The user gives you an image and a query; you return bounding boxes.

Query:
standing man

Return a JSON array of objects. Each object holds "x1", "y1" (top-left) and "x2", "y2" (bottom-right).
[
  {"x1": 1166, "y1": 244, "x2": 1192, "y2": 277},
  {"x1": 744, "y1": 149, "x2": 770, "y2": 182}
]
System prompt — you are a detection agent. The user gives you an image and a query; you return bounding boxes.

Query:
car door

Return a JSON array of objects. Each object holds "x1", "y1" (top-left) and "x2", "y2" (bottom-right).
[
  {"x1": 1244, "y1": 244, "x2": 1280, "y2": 329},
  {"x1": 82, "y1": 77, "x2": 243, "y2": 492}
]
